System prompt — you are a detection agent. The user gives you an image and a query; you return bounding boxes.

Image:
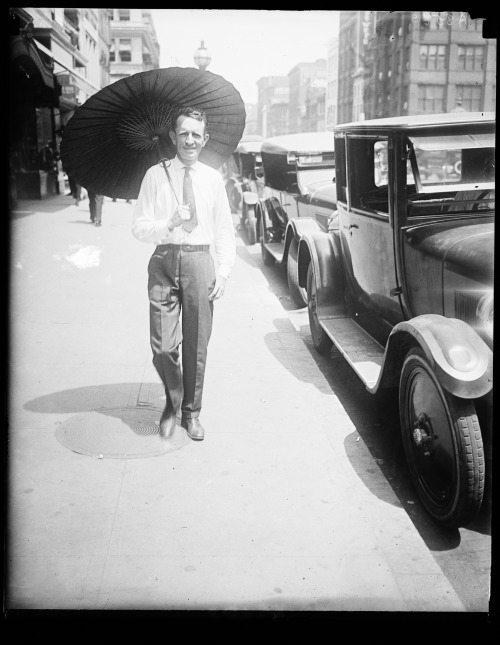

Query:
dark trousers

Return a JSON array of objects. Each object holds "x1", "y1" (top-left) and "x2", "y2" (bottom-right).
[
  {"x1": 89, "y1": 192, "x2": 104, "y2": 223},
  {"x1": 69, "y1": 176, "x2": 81, "y2": 200},
  {"x1": 148, "y1": 245, "x2": 216, "y2": 419}
]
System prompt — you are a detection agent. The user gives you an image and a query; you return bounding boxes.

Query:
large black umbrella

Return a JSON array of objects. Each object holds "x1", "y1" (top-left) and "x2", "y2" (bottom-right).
[{"x1": 60, "y1": 67, "x2": 246, "y2": 200}]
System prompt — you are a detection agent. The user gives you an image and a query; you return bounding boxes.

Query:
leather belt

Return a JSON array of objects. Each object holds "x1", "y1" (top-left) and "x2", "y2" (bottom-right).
[{"x1": 159, "y1": 244, "x2": 210, "y2": 252}]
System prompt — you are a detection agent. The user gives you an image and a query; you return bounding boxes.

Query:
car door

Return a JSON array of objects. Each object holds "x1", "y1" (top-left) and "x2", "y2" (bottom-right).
[{"x1": 338, "y1": 134, "x2": 404, "y2": 345}]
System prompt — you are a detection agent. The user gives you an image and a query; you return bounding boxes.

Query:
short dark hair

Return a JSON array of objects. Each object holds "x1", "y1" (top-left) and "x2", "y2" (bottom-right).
[{"x1": 171, "y1": 106, "x2": 208, "y2": 132}]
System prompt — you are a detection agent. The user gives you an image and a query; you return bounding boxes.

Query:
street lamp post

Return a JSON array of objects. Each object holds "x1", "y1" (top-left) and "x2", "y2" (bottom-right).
[{"x1": 194, "y1": 41, "x2": 211, "y2": 71}]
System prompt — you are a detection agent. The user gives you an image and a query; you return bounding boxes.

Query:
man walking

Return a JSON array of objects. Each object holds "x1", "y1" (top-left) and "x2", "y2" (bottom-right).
[{"x1": 132, "y1": 106, "x2": 236, "y2": 442}]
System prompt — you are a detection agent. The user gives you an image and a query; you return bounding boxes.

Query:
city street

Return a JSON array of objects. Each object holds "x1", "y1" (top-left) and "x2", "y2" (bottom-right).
[{"x1": 7, "y1": 193, "x2": 491, "y2": 613}]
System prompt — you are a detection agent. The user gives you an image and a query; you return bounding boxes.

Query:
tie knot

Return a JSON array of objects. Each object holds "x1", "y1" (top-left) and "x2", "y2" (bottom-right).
[{"x1": 184, "y1": 166, "x2": 191, "y2": 176}]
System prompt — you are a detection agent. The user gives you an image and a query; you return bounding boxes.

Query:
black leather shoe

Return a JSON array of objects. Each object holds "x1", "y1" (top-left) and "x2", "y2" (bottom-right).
[
  {"x1": 182, "y1": 417, "x2": 205, "y2": 441},
  {"x1": 159, "y1": 408, "x2": 177, "y2": 440}
]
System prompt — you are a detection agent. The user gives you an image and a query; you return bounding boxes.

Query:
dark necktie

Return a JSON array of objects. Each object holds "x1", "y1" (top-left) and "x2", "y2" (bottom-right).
[{"x1": 182, "y1": 166, "x2": 198, "y2": 232}]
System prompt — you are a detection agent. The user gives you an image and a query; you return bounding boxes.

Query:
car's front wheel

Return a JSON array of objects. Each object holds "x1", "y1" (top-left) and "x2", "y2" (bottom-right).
[
  {"x1": 287, "y1": 238, "x2": 307, "y2": 307},
  {"x1": 307, "y1": 263, "x2": 333, "y2": 355},
  {"x1": 399, "y1": 348, "x2": 484, "y2": 527}
]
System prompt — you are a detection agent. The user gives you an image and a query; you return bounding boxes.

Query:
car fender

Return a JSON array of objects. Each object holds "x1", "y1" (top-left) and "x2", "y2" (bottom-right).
[
  {"x1": 376, "y1": 314, "x2": 493, "y2": 399},
  {"x1": 284, "y1": 218, "x2": 322, "y2": 260},
  {"x1": 297, "y1": 231, "x2": 345, "y2": 316}
]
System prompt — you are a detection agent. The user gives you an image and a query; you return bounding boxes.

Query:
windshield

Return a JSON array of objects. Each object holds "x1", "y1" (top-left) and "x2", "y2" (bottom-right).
[
  {"x1": 406, "y1": 133, "x2": 495, "y2": 216},
  {"x1": 297, "y1": 168, "x2": 335, "y2": 191},
  {"x1": 408, "y1": 133, "x2": 495, "y2": 190}
]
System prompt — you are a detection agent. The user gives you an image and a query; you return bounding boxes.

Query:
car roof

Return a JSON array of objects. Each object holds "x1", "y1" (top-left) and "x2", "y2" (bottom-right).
[
  {"x1": 334, "y1": 111, "x2": 495, "y2": 132},
  {"x1": 261, "y1": 131, "x2": 335, "y2": 154},
  {"x1": 236, "y1": 140, "x2": 262, "y2": 154}
]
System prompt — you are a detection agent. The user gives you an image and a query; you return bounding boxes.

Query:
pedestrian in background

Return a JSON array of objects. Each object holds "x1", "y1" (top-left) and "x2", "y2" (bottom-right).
[
  {"x1": 132, "y1": 106, "x2": 236, "y2": 442},
  {"x1": 37, "y1": 140, "x2": 57, "y2": 172},
  {"x1": 88, "y1": 191, "x2": 104, "y2": 226}
]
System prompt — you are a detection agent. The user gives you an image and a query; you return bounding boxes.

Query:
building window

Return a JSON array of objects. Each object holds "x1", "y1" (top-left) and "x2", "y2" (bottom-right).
[
  {"x1": 418, "y1": 85, "x2": 445, "y2": 112},
  {"x1": 119, "y1": 39, "x2": 132, "y2": 62},
  {"x1": 118, "y1": 9, "x2": 130, "y2": 21},
  {"x1": 109, "y1": 42, "x2": 115, "y2": 62},
  {"x1": 457, "y1": 45, "x2": 484, "y2": 71},
  {"x1": 456, "y1": 84, "x2": 483, "y2": 111},
  {"x1": 419, "y1": 44, "x2": 447, "y2": 69}
]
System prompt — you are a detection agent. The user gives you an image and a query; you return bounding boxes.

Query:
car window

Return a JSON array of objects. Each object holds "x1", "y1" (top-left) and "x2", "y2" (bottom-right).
[
  {"x1": 334, "y1": 135, "x2": 347, "y2": 203},
  {"x1": 348, "y1": 136, "x2": 389, "y2": 215}
]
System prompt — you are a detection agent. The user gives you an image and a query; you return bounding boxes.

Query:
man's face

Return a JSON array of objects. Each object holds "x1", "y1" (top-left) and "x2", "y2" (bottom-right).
[{"x1": 169, "y1": 115, "x2": 209, "y2": 165}]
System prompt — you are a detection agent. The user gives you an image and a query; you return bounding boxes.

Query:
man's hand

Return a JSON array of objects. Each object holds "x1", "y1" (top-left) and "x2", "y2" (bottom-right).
[
  {"x1": 209, "y1": 274, "x2": 227, "y2": 301},
  {"x1": 169, "y1": 204, "x2": 191, "y2": 229}
]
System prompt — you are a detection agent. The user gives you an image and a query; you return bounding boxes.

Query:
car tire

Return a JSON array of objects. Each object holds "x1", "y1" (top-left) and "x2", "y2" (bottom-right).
[
  {"x1": 399, "y1": 348, "x2": 484, "y2": 527},
  {"x1": 260, "y1": 208, "x2": 275, "y2": 266},
  {"x1": 226, "y1": 182, "x2": 241, "y2": 214},
  {"x1": 307, "y1": 263, "x2": 333, "y2": 355},
  {"x1": 287, "y1": 238, "x2": 307, "y2": 307}
]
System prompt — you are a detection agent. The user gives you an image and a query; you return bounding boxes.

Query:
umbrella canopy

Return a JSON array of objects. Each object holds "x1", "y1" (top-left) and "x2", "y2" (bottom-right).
[{"x1": 60, "y1": 67, "x2": 246, "y2": 199}]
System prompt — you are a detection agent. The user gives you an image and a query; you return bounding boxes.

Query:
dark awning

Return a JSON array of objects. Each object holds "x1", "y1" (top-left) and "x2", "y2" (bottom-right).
[{"x1": 10, "y1": 35, "x2": 55, "y2": 90}]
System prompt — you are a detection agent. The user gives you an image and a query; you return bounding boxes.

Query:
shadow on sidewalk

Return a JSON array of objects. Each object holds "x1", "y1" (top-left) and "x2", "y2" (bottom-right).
[
  {"x1": 264, "y1": 317, "x2": 491, "y2": 542},
  {"x1": 24, "y1": 382, "x2": 165, "y2": 417},
  {"x1": 24, "y1": 382, "x2": 192, "y2": 457}
]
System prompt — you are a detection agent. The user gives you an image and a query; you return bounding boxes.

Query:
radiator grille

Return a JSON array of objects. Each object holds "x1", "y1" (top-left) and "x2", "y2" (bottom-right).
[{"x1": 454, "y1": 290, "x2": 480, "y2": 326}]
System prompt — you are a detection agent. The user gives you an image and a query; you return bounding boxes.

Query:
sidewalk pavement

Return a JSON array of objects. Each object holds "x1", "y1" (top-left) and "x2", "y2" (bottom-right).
[{"x1": 7, "y1": 193, "x2": 466, "y2": 612}]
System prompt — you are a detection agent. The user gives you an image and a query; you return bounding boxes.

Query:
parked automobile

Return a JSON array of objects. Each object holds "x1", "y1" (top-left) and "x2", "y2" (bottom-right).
[
  {"x1": 256, "y1": 132, "x2": 336, "y2": 306},
  {"x1": 297, "y1": 112, "x2": 494, "y2": 527},
  {"x1": 223, "y1": 138, "x2": 263, "y2": 244}
]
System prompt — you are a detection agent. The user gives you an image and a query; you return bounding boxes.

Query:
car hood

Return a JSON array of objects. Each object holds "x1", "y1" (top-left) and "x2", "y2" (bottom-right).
[{"x1": 404, "y1": 218, "x2": 494, "y2": 285}]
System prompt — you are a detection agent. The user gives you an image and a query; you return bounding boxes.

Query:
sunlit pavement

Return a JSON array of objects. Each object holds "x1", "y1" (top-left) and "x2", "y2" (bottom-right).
[{"x1": 7, "y1": 193, "x2": 467, "y2": 612}]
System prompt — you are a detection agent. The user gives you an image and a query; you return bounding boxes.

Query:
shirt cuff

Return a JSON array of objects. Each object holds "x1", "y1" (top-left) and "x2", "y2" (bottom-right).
[{"x1": 217, "y1": 265, "x2": 231, "y2": 280}]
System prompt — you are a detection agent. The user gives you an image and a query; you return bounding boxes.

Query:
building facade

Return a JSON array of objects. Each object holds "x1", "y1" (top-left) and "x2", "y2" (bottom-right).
[
  {"x1": 9, "y1": 8, "x2": 161, "y2": 204},
  {"x1": 325, "y1": 36, "x2": 339, "y2": 130},
  {"x1": 336, "y1": 11, "x2": 367, "y2": 125},
  {"x1": 340, "y1": 10, "x2": 496, "y2": 122},
  {"x1": 9, "y1": 8, "x2": 113, "y2": 202},
  {"x1": 288, "y1": 59, "x2": 327, "y2": 133},
  {"x1": 242, "y1": 103, "x2": 259, "y2": 138},
  {"x1": 108, "y1": 8, "x2": 160, "y2": 83},
  {"x1": 257, "y1": 76, "x2": 290, "y2": 138}
]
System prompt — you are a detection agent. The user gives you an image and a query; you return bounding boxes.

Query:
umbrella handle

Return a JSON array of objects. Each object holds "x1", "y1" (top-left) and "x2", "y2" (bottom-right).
[{"x1": 159, "y1": 158, "x2": 180, "y2": 205}]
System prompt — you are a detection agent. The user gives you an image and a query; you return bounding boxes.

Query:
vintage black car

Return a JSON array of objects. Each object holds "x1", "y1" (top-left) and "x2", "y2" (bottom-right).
[
  {"x1": 256, "y1": 132, "x2": 336, "y2": 306},
  {"x1": 222, "y1": 138, "x2": 263, "y2": 244},
  {"x1": 297, "y1": 112, "x2": 494, "y2": 527}
]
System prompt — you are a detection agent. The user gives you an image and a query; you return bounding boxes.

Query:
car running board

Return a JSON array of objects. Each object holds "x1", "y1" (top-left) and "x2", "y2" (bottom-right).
[
  {"x1": 320, "y1": 317, "x2": 384, "y2": 389},
  {"x1": 264, "y1": 242, "x2": 284, "y2": 263}
]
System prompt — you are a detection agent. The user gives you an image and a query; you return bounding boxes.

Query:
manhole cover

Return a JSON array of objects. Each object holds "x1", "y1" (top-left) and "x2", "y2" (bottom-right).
[{"x1": 55, "y1": 407, "x2": 190, "y2": 458}]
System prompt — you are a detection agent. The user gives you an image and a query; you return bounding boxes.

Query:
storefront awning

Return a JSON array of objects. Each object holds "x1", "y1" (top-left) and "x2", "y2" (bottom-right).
[{"x1": 10, "y1": 35, "x2": 54, "y2": 90}]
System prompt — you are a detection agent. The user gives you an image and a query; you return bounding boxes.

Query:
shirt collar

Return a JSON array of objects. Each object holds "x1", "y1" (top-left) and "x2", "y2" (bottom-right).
[{"x1": 172, "y1": 156, "x2": 199, "y2": 172}]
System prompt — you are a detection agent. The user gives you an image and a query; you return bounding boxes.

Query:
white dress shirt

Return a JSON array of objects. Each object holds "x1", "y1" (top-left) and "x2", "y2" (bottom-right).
[{"x1": 132, "y1": 156, "x2": 236, "y2": 279}]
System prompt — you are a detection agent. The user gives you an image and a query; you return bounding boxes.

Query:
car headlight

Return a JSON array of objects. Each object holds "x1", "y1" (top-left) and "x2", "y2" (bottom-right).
[{"x1": 477, "y1": 292, "x2": 493, "y2": 339}]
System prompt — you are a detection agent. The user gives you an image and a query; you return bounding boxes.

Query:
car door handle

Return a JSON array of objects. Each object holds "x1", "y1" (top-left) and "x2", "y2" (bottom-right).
[{"x1": 343, "y1": 224, "x2": 359, "y2": 230}]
